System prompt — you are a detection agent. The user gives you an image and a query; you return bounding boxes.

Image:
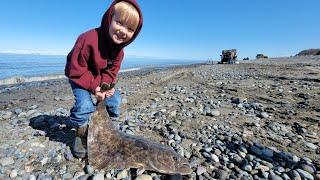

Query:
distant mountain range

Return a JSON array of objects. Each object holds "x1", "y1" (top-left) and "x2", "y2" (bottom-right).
[{"x1": 0, "y1": 50, "x2": 66, "y2": 56}]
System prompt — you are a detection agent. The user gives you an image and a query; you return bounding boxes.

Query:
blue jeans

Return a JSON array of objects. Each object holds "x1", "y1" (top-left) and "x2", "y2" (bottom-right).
[{"x1": 67, "y1": 81, "x2": 121, "y2": 128}]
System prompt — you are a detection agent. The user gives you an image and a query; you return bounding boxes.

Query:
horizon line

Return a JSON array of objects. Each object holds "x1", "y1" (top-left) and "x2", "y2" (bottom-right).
[{"x1": 0, "y1": 50, "x2": 203, "y2": 61}]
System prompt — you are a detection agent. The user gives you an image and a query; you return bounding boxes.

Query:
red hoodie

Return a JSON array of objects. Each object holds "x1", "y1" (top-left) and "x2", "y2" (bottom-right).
[{"x1": 65, "y1": 0, "x2": 143, "y2": 91}]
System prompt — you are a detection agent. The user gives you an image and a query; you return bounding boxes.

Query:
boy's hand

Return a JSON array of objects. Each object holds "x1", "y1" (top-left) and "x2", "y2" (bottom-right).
[
  {"x1": 93, "y1": 86, "x2": 115, "y2": 100},
  {"x1": 94, "y1": 86, "x2": 106, "y2": 101},
  {"x1": 104, "y1": 88, "x2": 115, "y2": 98}
]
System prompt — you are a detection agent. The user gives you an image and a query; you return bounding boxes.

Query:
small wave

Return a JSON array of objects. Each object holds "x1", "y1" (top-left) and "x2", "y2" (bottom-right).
[
  {"x1": 0, "y1": 74, "x2": 66, "y2": 85},
  {"x1": 119, "y1": 68, "x2": 141, "y2": 72},
  {"x1": 0, "y1": 68, "x2": 141, "y2": 85}
]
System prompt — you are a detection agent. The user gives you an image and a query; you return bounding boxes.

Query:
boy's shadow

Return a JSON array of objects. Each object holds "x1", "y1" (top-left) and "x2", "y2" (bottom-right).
[{"x1": 29, "y1": 115, "x2": 75, "y2": 148}]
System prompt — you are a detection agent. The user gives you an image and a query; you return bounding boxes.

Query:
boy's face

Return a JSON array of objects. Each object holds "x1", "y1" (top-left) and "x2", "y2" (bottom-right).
[{"x1": 109, "y1": 12, "x2": 137, "y2": 44}]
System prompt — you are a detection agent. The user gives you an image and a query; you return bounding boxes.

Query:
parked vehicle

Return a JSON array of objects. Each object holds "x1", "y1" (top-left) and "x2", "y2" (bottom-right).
[
  {"x1": 256, "y1": 54, "x2": 268, "y2": 59},
  {"x1": 219, "y1": 49, "x2": 237, "y2": 64}
]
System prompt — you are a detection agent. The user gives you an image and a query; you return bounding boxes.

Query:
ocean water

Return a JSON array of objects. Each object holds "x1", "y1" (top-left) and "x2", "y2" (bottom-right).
[{"x1": 0, "y1": 53, "x2": 202, "y2": 82}]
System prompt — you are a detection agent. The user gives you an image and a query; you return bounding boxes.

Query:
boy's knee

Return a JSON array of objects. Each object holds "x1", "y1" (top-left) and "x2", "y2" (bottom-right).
[
  {"x1": 74, "y1": 100, "x2": 95, "y2": 113},
  {"x1": 113, "y1": 90, "x2": 122, "y2": 104},
  {"x1": 105, "y1": 90, "x2": 122, "y2": 107}
]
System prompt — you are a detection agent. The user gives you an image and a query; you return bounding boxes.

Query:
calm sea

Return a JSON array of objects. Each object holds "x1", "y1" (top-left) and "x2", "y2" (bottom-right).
[{"x1": 0, "y1": 53, "x2": 202, "y2": 80}]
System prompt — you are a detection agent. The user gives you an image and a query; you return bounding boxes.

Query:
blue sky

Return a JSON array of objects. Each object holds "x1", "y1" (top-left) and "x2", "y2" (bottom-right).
[{"x1": 0, "y1": 0, "x2": 319, "y2": 60}]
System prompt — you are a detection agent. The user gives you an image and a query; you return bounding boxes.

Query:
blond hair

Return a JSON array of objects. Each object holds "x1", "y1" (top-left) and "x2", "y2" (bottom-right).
[{"x1": 113, "y1": 2, "x2": 140, "y2": 31}]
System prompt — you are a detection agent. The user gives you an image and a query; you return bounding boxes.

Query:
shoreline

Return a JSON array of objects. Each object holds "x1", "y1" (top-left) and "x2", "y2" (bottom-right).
[
  {"x1": 0, "y1": 63, "x2": 204, "y2": 86},
  {"x1": 0, "y1": 63, "x2": 205, "y2": 90}
]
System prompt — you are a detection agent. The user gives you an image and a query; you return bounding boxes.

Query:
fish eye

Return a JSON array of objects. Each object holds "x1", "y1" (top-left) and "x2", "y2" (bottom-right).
[{"x1": 173, "y1": 156, "x2": 178, "y2": 161}]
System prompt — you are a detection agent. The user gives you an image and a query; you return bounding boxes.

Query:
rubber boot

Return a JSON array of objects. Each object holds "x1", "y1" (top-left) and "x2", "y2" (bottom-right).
[{"x1": 72, "y1": 125, "x2": 87, "y2": 158}]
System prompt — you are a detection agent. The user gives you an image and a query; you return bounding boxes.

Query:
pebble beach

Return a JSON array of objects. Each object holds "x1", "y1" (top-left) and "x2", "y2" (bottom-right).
[{"x1": 0, "y1": 56, "x2": 319, "y2": 180}]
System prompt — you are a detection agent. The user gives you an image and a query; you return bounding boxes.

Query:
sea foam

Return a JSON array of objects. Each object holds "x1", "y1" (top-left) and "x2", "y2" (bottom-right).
[
  {"x1": 0, "y1": 68, "x2": 142, "y2": 86},
  {"x1": 0, "y1": 75, "x2": 66, "y2": 85}
]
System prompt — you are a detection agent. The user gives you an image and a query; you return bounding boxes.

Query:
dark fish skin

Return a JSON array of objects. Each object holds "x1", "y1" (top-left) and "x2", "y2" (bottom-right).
[{"x1": 87, "y1": 102, "x2": 193, "y2": 175}]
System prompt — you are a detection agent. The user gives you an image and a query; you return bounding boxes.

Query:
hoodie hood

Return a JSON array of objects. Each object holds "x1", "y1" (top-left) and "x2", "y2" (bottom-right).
[{"x1": 100, "y1": 0, "x2": 143, "y2": 49}]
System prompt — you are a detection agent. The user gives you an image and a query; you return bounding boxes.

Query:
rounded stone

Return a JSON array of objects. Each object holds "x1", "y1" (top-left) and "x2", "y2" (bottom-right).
[
  {"x1": 243, "y1": 165, "x2": 252, "y2": 172},
  {"x1": 259, "y1": 112, "x2": 269, "y2": 118},
  {"x1": 0, "y1": 157, "x2": 14, "y2": 166},
  {"x1": 281, "y1": 173, "x2": 291, "y2": 180},
  {"x1": 288, "y1": 170, "x2": 301, "y2": 180},
  {"x1": 73, "y1": 171, "x2": 86, "y2": 179},
  {"x1": 28, "y1": 175, "x2": 37, "y2": 180},
  {"x1": 117, "y1": 169, "x2": 129, "y2": 179},
  {"x1": 203, "y1": 147, "x2": 212, "y2": 153},
  {"x1": 299, "y1": 164, "x2": 316, "y2": 174},
  {"x1": 92, "y1": 173, "x2": 104, "y2": 180},
  {"x1": 214, "y1": 149, "x2": 222, "y2": 156},
  {"x1": 174, "y1": 134, "x2": 182, "y2": 141},
  {"x1": 84, "y1": 165, "x2": 94, "y2": 175},
  {"x1": 78, "y1": 174, "x2": 90, "y2": 180},
  {"x1": 239, "y1": 151, "x2": 246, "y2": 158},
  {"x1": 214, "y1": 169, "x2": 228, "y2": 180},
  {"x1": 269, "y1": 173, "x2": 282, "y2": 180},
  {"x1": 210, "y1": 154, "x2": 219, "y2": 163},
  {"x1": 292, "y1": 155, "x2": 300, "y2": 163},
  {"x1": 304, "y1": 142, "x2": 318, "y2": 150},
  {"x1": 275, "y1": 166, "x2": 285, "y2": 173},
  {"x1": 196, "y1": 166, "x2": 206, "y2": 175},
  {"x1": 296, "y1": 169, "x2": 314, "y2": 180},
  {"x1": 239, "y1": 146, "x2": 248, "y2": 153},
  {"x1": 184, "y1": 151, "x2": 191, "y2": 158},
  {"x1": 14, "y1": 108, "x2": 23, "y2": 114},
  {"x1": 10, "y1": 169, "x2": 18, "y2": 178},
  {"x1": 135, "y1": 174, "x2": 153, "y2": 180},
  {"x1": 62, "y1": 173, "x2": 73, "y2": 179}
]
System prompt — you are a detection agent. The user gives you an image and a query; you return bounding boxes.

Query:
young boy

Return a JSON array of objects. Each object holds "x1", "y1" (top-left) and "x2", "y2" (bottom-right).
[{"x1": 65, "y1": 0, "x2": 143, "y2": 158}]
